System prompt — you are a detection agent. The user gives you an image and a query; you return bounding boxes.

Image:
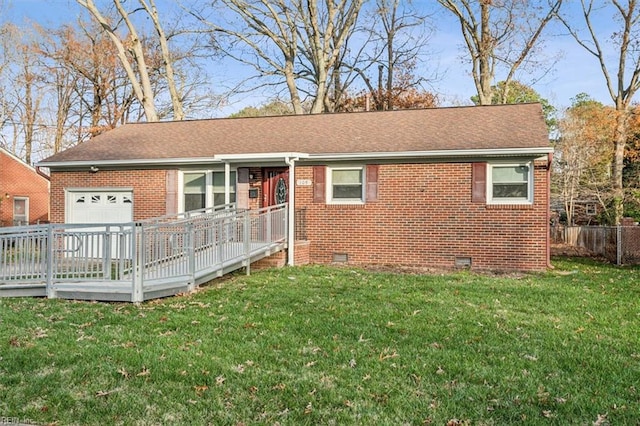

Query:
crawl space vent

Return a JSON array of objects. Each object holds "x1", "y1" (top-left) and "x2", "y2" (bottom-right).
[
  {"x1": 455, "y1": 257, "x2": 472, "y2": 269},
  {"x1": 332, "y1": 253, "x2": 349, "y2": 263}
]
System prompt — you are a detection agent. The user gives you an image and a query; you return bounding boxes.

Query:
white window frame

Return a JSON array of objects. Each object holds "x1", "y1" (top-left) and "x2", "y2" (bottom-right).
[
  {"x1": 487, "y1": 162, "x2": 534, "y2": 205},
  {"x1": 326, "y1": 166, "x2": 365, "y2": 205},
  {"x1": 179, "y1": 168, "x2": 237, "y2": 212}
]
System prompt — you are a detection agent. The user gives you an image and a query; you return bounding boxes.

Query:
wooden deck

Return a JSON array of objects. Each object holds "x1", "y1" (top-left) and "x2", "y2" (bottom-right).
[
  {"x1": 49, "y1": 240, "x2": 287, "y2": 302},
  {"x1": 0, "y1": 204, "x2": 289, "y2": 302}
]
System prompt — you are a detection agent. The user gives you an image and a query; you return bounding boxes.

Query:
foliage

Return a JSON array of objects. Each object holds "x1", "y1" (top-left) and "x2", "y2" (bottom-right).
[
  {"x1": 553, "y1": 94, "x2": 615, "y2": 225},
  {"x1": 339, "y1": 86, "x2": 438, "y2": 112},
  {"x1": 229, "y1": 100, "x2": 295, "y2": 118},
  {"x1": 553, "y1": 93, "x2": 640, "y2": 224},
  {"x1": 471, "y1": 80, "x2": 556, "y2": 131},
  {"x1": 1, "y1": 260, "x2": 639, "y2": 424},
  {"x1": 557, "y1": 0, "x2": 640, "y2": 224}
]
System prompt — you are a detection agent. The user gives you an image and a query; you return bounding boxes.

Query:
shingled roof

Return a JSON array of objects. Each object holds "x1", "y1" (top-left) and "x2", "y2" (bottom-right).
[{"x1": 40, "y1": 103, "x2": 551, "y2": 166}]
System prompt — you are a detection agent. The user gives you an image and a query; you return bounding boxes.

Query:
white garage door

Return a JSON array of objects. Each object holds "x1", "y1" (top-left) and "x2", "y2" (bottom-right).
[{"x1": 68, "y1": 191, "x2": 133, "y2": 224}]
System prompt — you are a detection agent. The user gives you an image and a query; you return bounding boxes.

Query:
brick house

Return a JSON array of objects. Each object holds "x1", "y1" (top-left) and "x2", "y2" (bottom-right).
[
  {"x1": 0, "y1": 147, "x2": 50, "y2": 227},
  {"x1": 39, "y1": 103, "x2": 553, "y2": 271}
]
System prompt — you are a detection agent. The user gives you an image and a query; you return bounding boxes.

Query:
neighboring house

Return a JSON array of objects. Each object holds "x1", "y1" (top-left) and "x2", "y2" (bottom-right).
[
  {"x1": 551, "y1": 198, "x2": 602, "y2": 226},
  {"x1": 0, "y1": 147, "x2": 50, "y2": 227},
  {"x1": 39, "y1": 103, "x2": 553, "y2": 271}
]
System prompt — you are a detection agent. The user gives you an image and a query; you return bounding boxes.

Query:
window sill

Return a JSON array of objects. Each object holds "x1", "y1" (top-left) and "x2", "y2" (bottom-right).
[
  {"x1": 486, "y1": 203, "x2": 534, "y2": 210},
  {"x1": 325, "y1": 203, "x2": 366, "y2": 209}
]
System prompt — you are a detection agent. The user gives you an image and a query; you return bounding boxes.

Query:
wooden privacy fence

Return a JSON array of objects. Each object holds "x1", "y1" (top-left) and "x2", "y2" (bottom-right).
[
  {"x1": 0, "y1": 203, "x2": 288, "y2": 302},
  {"x1": 551, "y1": 225, "x2": 640, "y2": 265}
]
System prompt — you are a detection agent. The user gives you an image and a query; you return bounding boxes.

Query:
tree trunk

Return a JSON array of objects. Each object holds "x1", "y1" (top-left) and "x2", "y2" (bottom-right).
[
  {"x1": 612, "y1": 107, "x2": 629, "y2": 224},
  {"x1": 77, "y1": 0, "x2": 159, "y2": 122},
  {"x1": 476, "y1": 1, "x2": 493, "y2": 105},
  {"x1": 140, "y1": 0, "x2": 184, "y2": 120}
]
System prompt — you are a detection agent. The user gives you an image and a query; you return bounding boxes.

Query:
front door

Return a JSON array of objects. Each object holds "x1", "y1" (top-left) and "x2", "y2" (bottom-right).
[{"x1": 262, "y1": 168, "x2": 289, "y2": 207}]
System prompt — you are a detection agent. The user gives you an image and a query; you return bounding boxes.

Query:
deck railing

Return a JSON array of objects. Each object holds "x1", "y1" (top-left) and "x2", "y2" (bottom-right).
[{"x1": 1, "y1": 204, "x2": 288, "y2": 301}]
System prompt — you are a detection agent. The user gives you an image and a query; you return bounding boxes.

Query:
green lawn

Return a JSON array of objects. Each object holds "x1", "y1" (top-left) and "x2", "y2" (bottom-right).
[{"x1": 1, "y1": 258, "x2": 638, "y2": 425}]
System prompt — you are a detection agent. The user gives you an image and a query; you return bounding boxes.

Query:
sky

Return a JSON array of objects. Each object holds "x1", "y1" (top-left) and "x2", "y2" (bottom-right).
[{"x1": 1, "y1": 0, "x2": 624, "y2": 116}]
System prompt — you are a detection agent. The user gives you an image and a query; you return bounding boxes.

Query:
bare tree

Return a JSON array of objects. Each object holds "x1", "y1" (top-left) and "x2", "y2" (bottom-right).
[
  {"x1": 195, "y1": 0, "x2": 364, "y2": 114},
  {"x1": 77, "y1": 0, "x2": 160, "y2": 121},
  {"x1": 557, "y1": 0, "x2": 640, "y2": 224},
  {"x1": 0, "y1": 24, "x2": 46, "y2": 164},
  {"x1": 436, "y1": 0, "x2": 562, "y2": 105},
  {"x1": 371, "y1": 0, "x2": 432, "y2": 110},
  {"x1": 297, "y1": 0, "x2": 364, "y2": 113},
  {"x1": 137, "y1": 0, "x2": 184, "y2": 120}
]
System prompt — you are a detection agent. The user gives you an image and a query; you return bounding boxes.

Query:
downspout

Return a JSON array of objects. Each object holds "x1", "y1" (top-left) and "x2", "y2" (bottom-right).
[
  {"x1": 285, "y1": 156, "x2": 298, "y2": 266},
  {"x1": 547, "y1": 152, "x2": 553, "y2": 269}
]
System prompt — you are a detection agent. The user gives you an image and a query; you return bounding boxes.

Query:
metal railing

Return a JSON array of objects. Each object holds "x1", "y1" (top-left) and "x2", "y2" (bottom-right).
[{"x1": 1, "y1": 203, "x2": 288, "y2": 301}]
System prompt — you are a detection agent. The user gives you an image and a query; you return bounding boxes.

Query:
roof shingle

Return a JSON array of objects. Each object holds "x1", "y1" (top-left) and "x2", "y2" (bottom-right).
[{"x1": 40, "y1": 103, "x2": 550, "y2": 164}]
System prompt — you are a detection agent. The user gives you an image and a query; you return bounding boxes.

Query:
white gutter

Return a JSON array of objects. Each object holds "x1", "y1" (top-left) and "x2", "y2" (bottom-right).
[
  {"x1": 39, "y1": 152, "x2": 311, "y2": 169},
  {"x1": 305, "y1": 147, "x2": 554, "y2": 161},
  {"x1": 285, "y1": 156, "x2": 298, "y2": 266},
  {"x1": 38, "y1": 157, "x2": 222, "y2": 168},
  {"x1": 39, "y1": 148, "x2": 552, "y2": 169},
  {"x1": 216, "y1": 152, "x2": 309, "y2": 161}
]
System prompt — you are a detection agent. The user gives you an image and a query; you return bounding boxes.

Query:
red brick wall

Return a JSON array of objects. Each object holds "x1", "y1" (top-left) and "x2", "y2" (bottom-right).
[
  {"x1": 50, "y1": 169, "x2": 169, "y2": 223},
  {"x1": 294, "y1": 161, "x2": 549, "y2": 272},
  {"x1": 49, "y1": 161, "x2": 549, "y2": 271},
  {"x1": 0, "y1": 152, "x2": 50, "y2": 226}
]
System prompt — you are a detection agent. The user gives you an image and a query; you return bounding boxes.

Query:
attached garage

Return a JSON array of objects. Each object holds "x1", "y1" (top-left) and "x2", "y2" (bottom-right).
[{"x1": 66, "y1": 189, "x2": 133, "y2": 224}]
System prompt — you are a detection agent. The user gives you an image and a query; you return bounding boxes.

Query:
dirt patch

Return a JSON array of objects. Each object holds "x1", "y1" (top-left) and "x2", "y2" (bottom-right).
[{"x1": 551, "y1": 244, "x2": 598, "y2": 258}]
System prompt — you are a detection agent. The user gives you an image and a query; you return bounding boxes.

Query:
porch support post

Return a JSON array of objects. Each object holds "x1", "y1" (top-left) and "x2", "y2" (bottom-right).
[
  {"x1": 285, "y1": 156, "x2": 297, "y2": 266},
  {"x1": 224, "y1": 162, "x2": 231, "y2": 206}
]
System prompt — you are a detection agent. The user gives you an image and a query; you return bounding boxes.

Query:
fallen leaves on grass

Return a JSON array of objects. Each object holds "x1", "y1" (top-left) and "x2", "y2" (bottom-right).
[
  {"x1": 96, "y1": 388, "x2": 120, "y2": 397},
  {"x1": 194, "y1": 385, "x2": 208, "y2": 396},
  {"x1": 379, "y1": 347, "x2": 399, "y2": 361}
]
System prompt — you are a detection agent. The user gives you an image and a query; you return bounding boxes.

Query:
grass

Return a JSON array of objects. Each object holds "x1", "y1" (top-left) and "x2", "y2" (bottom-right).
[{"x1": 0, "y1": 257, "x2": 639, "y2": 425}]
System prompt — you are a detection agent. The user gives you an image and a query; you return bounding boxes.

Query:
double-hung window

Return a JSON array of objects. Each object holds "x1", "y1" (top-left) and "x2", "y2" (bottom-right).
[
  {"x1": 328, "y1": 167, "x2": 364, "y2": 204},
  {"x1": 487, "y1": 163, "x2": 533, "y2": 204},
  {"x1": 183, "y1": 173, "x2": 207, "y2": 211},
  {"x1": 182, "y1": 170, "x2": 237, "y2": 212},
  {"x1": 213, "y1": 171, "x2": 236, "y2": 206}
]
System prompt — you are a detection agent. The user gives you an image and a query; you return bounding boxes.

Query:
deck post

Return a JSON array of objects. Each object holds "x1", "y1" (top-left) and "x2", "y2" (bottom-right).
[
  {"x1": 118, "y1": 228, "x2": 127, "y2": 280},
  {"x1": 103, "y1": 226, "x2": 111, "y2": 280},
  {"x1": 266, "y1": 206, "x2": 272, "y2": 243},
  {"x1": 244, "y1": 210, "x2": 251, "y2": 275},
  {"x1": 217, "y1": 218, "x2": 224, "y2": 269},
  {"x1": 131, "y1": 224, "x2": 143, "y2": 303},
  {"x1": 45, "y1": 224, "x2": 55, "y2": 299},
  {"x1": 187, "y1": 222, "x2": 196, "y2": 292}
]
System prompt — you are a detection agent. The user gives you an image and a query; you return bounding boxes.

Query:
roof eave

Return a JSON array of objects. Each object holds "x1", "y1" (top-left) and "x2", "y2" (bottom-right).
[
  {"x1": 39, "y1": 148, "x2": 552, "y2": 169},
  {"x1": 38, "y1": 157, "x2": 221, "y2": 169},
  {"x1": 305, "y1": 147, "x2": 554, "y2": 161}
]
